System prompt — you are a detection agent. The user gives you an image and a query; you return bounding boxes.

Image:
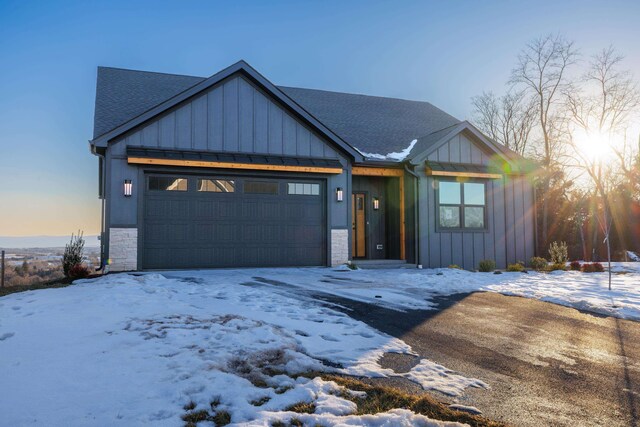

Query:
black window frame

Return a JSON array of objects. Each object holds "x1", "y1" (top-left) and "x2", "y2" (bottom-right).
[
  {"x1": 436, "y1": 179, "x2": 488, "y2": 232},
  {"x1": 147, "y1": 175, "x2": 189, "y2": 192}
]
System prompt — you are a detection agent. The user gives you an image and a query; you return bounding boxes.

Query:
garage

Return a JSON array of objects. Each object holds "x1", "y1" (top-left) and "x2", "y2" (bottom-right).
[{"x1": 142, "y1": 174, "x2": 326, "y2": 269}]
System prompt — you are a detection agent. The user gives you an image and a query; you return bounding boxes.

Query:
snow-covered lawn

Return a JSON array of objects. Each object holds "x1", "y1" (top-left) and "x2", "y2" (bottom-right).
[
  {"x1": 255, "y1": 263, "x2": 640, "y2": 320},
  {"x1": 0, "y1": 272, "x2": 481, "y2": 427},
  {"x1": 1, "y1": 263, "x2": 638, "y2": 426}
]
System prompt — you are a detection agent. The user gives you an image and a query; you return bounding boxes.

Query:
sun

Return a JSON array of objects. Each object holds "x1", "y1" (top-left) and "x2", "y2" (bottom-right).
[{"x1": 572, "y1": 128, "x2": 614, "y2": 162}]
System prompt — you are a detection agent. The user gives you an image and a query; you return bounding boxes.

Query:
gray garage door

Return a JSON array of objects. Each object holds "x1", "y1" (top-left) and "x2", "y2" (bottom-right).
[{"x1": 142, "y1": 174, "x2": 326, "y2": 269}]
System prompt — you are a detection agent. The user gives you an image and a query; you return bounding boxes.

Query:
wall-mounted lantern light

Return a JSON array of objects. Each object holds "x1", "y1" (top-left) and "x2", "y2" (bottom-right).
[
  {"x1": 124, "y1": 179, "x2": 133, "y2": 197},
  {"x1": 373, "y1": 197, "x2": 380, "y2": 210},
  {"x1": 336, "y1": 187, "x2": 344, "y2": 202}
]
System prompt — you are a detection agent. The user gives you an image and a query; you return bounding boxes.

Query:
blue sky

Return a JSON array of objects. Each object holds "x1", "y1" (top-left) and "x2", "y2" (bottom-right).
[{"x1": 1, "y1": 0, "x2": 639, "y2": 236}]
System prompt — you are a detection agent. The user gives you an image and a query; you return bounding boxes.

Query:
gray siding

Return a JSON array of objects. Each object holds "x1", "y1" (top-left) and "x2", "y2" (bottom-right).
[
  {"x1": 426, "y1": 133, "x2": 491, "y2": 165},
  {"x1": 103, "y1": 74, "x2": 351, "y2": 264},
  {"x1": 419, "y1": 131, "x2": 535, "y2": 270},
  {"x1": 111, "y1": 75, "x2": 340, "y2": 159}
]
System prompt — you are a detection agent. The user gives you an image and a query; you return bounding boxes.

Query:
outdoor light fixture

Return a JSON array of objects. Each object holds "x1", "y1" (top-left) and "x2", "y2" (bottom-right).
[
  {"x1": 373, "y1": 197, "x2": 380, "y2": 210},
  {"x1": 336, "y1": 187, "x2": 344, "y2": 202},
  {"x1": 124, "y1": 179, "x2": 133, "y2": 197}
]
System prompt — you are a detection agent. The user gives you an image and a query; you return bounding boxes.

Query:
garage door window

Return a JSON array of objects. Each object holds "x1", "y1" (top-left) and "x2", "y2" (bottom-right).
[
  {"x1": 288, "y1": 183, "x2": 320, "y2": 196},
  {"x1": 148, "y1": 176, "x2": 188, "y2": 191},
  {"x1": 244, "y1": 181, "x2": 278, "y2": 194},
  {"x1": 198, "y1": 179, "x2": 235, "y2": 193}
]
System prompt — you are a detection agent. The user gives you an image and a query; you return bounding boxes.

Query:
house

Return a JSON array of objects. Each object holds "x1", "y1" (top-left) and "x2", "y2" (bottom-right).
[{"x1": 90, "y1": 60, "x2": 536, "y2": 272}]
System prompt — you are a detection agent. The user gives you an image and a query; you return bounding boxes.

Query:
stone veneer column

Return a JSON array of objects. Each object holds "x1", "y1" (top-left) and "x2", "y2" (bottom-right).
[
  {"x1": 330, "y1": 229, "x2": 349, "y2": 266},
  {"x1": 108, "y1": 228, "x2": 138, "y2": 272}
]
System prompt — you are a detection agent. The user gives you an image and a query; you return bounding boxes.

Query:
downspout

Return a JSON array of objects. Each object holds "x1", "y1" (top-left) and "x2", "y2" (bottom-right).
[
  {"x1": 92, "y1": 143, "x2": 107, "y2": 272},
  {"x1": 404, "y1": 164, "x2": 421, "y2": 268}
]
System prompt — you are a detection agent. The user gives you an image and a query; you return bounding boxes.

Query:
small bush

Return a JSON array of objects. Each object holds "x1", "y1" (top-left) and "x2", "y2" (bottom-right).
[
  {"x1": 345, "y1": 262, "x2": 358, "y2": 270},
  {"x1": 547, "y1": 263, "x2": 566, "y2": 272},
  {"x1": 548, "y1": 241, "x2": 568, "y2": 264},
  {"x1": 68, "y1": 264, "x2": 90, "y2": 280},
  {"x1": 530, "y1": 257, "x2": 547, "y2": 271},
  {"x1": 569, "y1": 260, "x2": 581, "y2": 271},
  {"x1": 583, "y1": 262, "x2": 604, "y2": 273},
  {"x1": 448, "y1": 264, "x2": 461, "y2": 269},
  {"x1": 478, "y1": 259, "x2": 496, "y2": 272},
  {"x1": 62, "y1": 231, "x2": 85, "y2": 278},
  {"x1": 506, "y1": 263, "x2": 524, "y2": 272}
]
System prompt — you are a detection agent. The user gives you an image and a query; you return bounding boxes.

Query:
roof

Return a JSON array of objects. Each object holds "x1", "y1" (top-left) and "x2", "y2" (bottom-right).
[
  {"x1": 92, "y1": 65, "x2": 461, "y2": 161},
  {"x1": 93, "y1": 67, "x2": 204, "y2": 139},
  {"x1": 277, "y1": 87, "x2": 460, "y2": 159}
]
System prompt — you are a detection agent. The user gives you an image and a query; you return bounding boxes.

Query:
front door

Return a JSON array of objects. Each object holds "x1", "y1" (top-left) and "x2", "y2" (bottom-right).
[{"x1": 352, "y1": 193, "x2": 366, "y2": 258}]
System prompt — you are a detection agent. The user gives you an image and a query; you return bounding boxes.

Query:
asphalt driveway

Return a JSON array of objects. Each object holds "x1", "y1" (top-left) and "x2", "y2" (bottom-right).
[{"x1": 314, "y1": 291, "x2": 640, "y2": 427}]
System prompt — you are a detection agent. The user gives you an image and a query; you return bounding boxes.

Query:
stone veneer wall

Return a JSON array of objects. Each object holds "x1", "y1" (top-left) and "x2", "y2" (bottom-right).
[
  {"x1": 108, "y1": 228, "x2": 138, "y2": 271},
  {"x1": 330, "y1": 229, "x2": 349, "y2": 266}
]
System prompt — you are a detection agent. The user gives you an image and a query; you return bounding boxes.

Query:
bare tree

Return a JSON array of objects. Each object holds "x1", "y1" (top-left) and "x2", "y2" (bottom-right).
[
  {"x1": 472, "y1": 90, "x2": 537, "y2": 155},
  {"x1": 566, "y1": 47, "x2": 640, "y2": 289},
  {"x1": 510, "y1": 34, "x2": 579, "y2": 249}
]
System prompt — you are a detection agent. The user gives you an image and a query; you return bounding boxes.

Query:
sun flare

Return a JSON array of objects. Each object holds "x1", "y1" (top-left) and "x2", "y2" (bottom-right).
[{"x1": 573, "y1": 128, "x2": 614, "y2": 161}]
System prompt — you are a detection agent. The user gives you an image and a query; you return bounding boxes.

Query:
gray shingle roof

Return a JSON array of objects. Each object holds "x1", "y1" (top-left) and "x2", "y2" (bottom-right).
[
  {"x1": 278, "y1": 87, "x2": 460, "y2": 158},
  {"x1": 93, "y1": 66, "x2": 461, "y2": 158},
  {"x1": 93, "y1": 67, "x2": 205, "y2": 139}
]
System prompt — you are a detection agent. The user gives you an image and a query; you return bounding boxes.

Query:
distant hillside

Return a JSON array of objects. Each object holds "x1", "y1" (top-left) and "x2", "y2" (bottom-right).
[{"x1": 0, "y1": 235, "x2": 100, "y2": 249}]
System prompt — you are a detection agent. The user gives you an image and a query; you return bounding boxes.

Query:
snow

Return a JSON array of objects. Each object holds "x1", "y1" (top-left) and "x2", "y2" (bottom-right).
[
  {"x1": 267, "y1": 264, "x2": 640, "y2": 321},
  {"x1": 356, "y1": 139, "x2": 418, "y2": 162},
  {"x1": 628, "y1": 251, "x2": 640, "y2": 261},
  {"x1": 0, "y1": 271, "x2": 473, "y2": 427},
  {"x1": 3, "y1": 264, "x2": 638, "y2": 425}
]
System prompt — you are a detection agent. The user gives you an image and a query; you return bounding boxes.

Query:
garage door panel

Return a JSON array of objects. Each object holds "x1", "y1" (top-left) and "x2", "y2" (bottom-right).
[{"x1": 142, "y1": 175, "x2": 325, "y2": 269}]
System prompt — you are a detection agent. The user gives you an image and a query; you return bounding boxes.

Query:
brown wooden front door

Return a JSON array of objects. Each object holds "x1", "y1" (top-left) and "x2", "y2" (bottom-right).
[{"x1": 352, "y1": 193, "x2": 366, "y2": 258}]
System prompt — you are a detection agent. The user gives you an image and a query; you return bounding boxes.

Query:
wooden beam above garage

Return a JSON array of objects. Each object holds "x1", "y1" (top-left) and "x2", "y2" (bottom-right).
[
  {"x1": 127, "y1": 157, "x2": 344, "y2": 174},
  {"x1": 352, "y1": 166, "x2": 404, "y2": 177}
]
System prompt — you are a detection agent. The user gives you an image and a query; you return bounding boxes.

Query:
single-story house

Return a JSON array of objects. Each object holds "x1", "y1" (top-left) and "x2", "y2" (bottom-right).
[{"x1": 90, "y1": 60, "x2": 536, "y2": 272}]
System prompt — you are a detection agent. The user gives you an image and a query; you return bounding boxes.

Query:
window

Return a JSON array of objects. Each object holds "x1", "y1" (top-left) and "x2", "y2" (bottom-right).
[
  {"x1": 244, "y1": 181, "x2": 278, "y2": 194},
  {"x1": 287, "y1": 182, "x2": 320, "y2": 196},
  {"x1": 438, "y1": 181, "x2": 486, "y2": 229},
  {"x1": 148, "y1": 176, "x2": 188, "y2": 191},
  {"x1": 198, "y1": 179, "x2": 235, "y2": 193}
]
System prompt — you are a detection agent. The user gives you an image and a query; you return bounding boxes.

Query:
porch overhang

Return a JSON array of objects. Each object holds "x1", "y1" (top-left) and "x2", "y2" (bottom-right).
[
  {"x1": 425, "y1": 162, "x2": 503, "y2": 179},
  {"x1": 126, "y1": 147, "x2": 344, "y2": 174}
]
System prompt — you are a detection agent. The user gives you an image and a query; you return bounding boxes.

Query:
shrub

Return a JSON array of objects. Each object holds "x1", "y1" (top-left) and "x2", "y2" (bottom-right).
[
  {"x1": 478, "y1": 259, "x2": 496, "y2": 272},
  {"x1": 62, "y1": 231, "x2": 85, "y2": 278},
  {"x1": 548, "y1": 241, "x2": 568, "y2": 264},
  {"x1": 583, "y1": 262, "x2": 604, "y2": 273},
  {"x1": 68, "y1": 264, "x2": 90, "y2": 280},
  {"x1": 448, "y1": 264, "x2": 461, "y2": 269},
  {"x1": 547, "y1": 263, "x2": 566, "y2": 272},
  {"x1": 530, "y1": 257, "x2": 547, "y2": 271},
  {"x1": 507, "y1": 263, "x2": 525, "y2": 272},
  {"x1": 569, "y1": 260, "x2": 581, "y2": 271}
]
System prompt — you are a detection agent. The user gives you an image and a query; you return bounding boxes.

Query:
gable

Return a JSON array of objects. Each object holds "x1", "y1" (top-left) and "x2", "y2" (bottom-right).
[
  {"x1": 425, "y1": 132, "x2": 493, "y2": 165},
  {"x1": 109, "y1": 74, "x2": 341, "y2": 159},
  {"x1": 409, "y1": 122, "x2": 529, "y2": 173}
]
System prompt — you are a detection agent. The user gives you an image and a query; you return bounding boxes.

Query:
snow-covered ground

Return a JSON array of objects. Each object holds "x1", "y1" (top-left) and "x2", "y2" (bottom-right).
[
  {"x1": 0, "y1": 272, "x2": 479, "y2": 427},
  {"x1": 1, "y1": 263, "x2": 638, "y2": 426}
]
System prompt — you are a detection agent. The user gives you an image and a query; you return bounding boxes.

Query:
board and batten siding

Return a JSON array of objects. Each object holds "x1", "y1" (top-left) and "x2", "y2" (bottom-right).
[
  {"x1": 103, "y1": 73, "x2": 351, "y2": 268},
  {"x1": 108, "y1": 74, "x2": 341, "y2": 159},
  {"x1": 419, "y1": 132, "x2": 535, "y2": 270}
]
